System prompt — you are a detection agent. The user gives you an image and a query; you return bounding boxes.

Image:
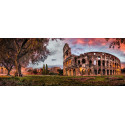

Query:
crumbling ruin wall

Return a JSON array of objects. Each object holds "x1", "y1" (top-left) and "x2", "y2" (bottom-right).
[{"x1": 63, "y1": 43, "x2": 121, "y2": 76}]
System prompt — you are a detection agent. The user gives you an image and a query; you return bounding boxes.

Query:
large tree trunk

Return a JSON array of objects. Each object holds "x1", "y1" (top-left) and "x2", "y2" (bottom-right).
[
  {"x1": 15, "y1": 59, "x2": 19, "y2": 77},
  {"x1": 18, "y1": 64, "x2": 22, "y2": 77},
  {"x1": 7, "y1": 69, "x2": 11, "y2": 76},
  {"x1": 15, "y1": 57, "x2": 23, "y2": 77}
]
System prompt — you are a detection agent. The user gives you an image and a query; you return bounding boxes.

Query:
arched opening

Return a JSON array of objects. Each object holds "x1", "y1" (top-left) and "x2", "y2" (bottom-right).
[
  {"x1": 89, "y1": 60, "x2": 92, "y2": 67},
  {"x1": 94, "y1": 60, "x2": 96, "y2": 65},
  {"x1": 82, "y1": 69, "x2": 86, "y2": 75},
  {"x1": 98, "y1": 69, "x2": 101, "y2": 74},
  {"x1": 107, "y1": 70, "x2": 109, "y2": 75},
  {"x1": 94, "y1": 69, "x2": 97, "y2": 75},
  {"x1": 73, "y1": 69, "x2": 76, "y2": 76},
  {"x1": 103, "y1": 69, "x2": 105, "y2": 75},
  {"x1": 78, "y1": 60, "x2": 80, "y2": 65},
  {"x1": 110, "y1": 70, "x2": 112, "y2": 75},
  {"x1": 66, "y1": 50, "x2": 68, "y2": 56},
  {"x1": 107, "y1": 61, "x2": 109, "y2": 66},
  {"x1": 82, "y1": 59, "x2": 86, "y2": 64},
  {"x1": 88, "y1": 69, "x2": 91, "y2": 75},
  {"x1": 115, "y1": 63, "x2": 116, "y2": 67},
  {"x1": 75, "y1": 57, "x2": 77, "y2": 64},
  {"x1": 102, "y1": 60, "x2": 105, "y2": 66},
  {"x1": 117, "y1": 63, "x2": 118, "y2": 68},
  {"x1": 98, "y1": 60, "x2": 101, "y2": 66}
]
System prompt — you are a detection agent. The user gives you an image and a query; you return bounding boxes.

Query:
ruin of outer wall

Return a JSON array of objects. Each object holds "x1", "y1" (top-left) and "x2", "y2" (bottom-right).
[{"x1": 63, "y1": 43, "x2": 121, "y2": 76}]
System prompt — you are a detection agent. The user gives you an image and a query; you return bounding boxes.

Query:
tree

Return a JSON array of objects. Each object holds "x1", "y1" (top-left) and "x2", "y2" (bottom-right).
[
  {"x1": 27, "y1": 69, "x2": 33, "y2": 74},
  {"x1": 106, "y1": 38, "x2": 125, "y2": 49},
  {"x1": 45, "y1": 64, "x2": 49, "y2": 75},
  {"x1": 0, "y1": 58, "x2": 14, "y2": 76},
  {"x1": 33, "y1": 69, "x2": 38, "y2": 75},
  {"x1": 0, "y1": 38, "x2": 63, "y2": 76},
  {"x1": 42, "y1": 64, "x2": 45, "y2": 75},
  {"x1": 0, "y1": 39, "x2": 14, "y2": 75},
  {"x1": 58, "y1": 69, "x2": 63, "y2": 75}
]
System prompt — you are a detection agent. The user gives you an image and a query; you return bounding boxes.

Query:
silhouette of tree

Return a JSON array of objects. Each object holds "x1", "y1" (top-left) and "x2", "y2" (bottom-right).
[
  {"x1": 46, "y1": 64, "x2": 49, "y2": 75},
  {"x1": 106, "y1": 38, "x2": 125, "y2": 48},
  {"x1": 42, "y1": 64, "x2": 45, "y2": 75}
]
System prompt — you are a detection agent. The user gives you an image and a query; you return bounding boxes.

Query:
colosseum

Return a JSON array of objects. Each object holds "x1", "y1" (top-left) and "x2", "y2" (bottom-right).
[{"x1": 63, "y1": 43, "x2": 121, "y2": 76}]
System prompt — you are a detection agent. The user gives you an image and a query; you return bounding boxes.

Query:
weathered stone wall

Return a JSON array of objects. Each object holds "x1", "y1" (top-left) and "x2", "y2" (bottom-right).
[{"x1": 63, "y1": 43, "x2": 121, "y2": 76}]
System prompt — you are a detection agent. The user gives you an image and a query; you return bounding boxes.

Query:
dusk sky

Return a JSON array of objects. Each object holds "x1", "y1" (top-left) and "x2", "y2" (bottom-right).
[{"x1": 31, "y1": 38, "x2": 125, "y2": 69}]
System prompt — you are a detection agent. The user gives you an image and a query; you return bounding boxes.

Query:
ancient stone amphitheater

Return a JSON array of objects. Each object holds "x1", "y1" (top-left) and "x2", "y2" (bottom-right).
[{"x1": 63, "y1": 43, "x2": 121, "y2": 76}]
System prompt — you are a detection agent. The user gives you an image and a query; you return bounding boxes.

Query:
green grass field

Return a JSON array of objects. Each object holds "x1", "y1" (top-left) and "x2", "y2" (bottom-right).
[{"x1": 0, "y1": 75, "x2": 125, "y2": 86}]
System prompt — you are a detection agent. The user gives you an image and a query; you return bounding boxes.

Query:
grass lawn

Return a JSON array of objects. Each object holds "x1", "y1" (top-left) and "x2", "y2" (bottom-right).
[{"x1": 0, "y1": 75, "x2": 125, "y2": 86}]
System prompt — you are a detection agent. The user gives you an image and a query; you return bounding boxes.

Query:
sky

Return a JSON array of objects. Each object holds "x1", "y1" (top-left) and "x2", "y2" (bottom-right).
[{"x1": 31, "y1": 38, "x2": 125, "y2": 69}]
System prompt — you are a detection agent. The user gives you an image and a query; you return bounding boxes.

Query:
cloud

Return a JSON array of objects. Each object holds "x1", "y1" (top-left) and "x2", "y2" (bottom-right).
[
  {"x1": 63, "y1": 38, "x2": 125, "y2": 67},
  {"x1": 31, "y1": 38, "x2": 125, "y2": 69}
]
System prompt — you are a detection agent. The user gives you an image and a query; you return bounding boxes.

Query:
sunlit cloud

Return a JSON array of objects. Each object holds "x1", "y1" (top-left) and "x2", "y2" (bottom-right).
[{"x1": 63, "y1": 38, "x2": 125, "y2": 68}]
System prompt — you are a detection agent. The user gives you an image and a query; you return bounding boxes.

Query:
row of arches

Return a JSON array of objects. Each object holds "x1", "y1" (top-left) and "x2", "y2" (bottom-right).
[
  {"x1": 77, "y1": 59, "x2": 120, "y2": 68},
  {"x1": 66, "y1": 68, "x2": 120, "y2": 76}
]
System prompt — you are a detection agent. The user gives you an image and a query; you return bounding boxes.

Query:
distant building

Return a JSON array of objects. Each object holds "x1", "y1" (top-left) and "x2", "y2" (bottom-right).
[
  {"x1": 0, "y1": 67, "x2": 8, "y2": 75},
  {"x1": 0, "y1": 66, "x2": 62, "y2": 76},
  {"x1": 49, "y1": 67, "x2": 61, "y2": 74}
]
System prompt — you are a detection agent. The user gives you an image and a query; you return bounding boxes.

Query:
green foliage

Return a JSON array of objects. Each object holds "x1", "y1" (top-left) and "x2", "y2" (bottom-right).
[
  {"x1": 27, "y1": 69, "x2": 33, "y2": 73},
  {"x1": 106, "y1": 38, "x2": 125, "y2": 48},
  {"x1": 33, "y1": 69, "x2": 38, "y2": 74},
  {"x1": 58, "y1": 69, "x2": 63, "y2": 75},
  {"x1": 49, "y1": 72, "x2": 58, "y2": 75},
  {"x1": 45, "y1": 64, "x2": 49, "y2": 75},
  {"x1": 42, "y1": 64, "x2": 46, "y2": 75}
]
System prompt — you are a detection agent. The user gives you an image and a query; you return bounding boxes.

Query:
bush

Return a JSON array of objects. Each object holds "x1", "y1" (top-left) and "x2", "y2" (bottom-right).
[
  {"x1": 49, "y1": 72, "x2": 58, "y2": 75},
  {"x1": 33, "y1": 69, "x2": 38, "y2": 74}
]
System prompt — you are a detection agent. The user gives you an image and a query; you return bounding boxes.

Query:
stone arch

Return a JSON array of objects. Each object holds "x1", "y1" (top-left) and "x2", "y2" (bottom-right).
[
  {"x1": 88, "y1": 69, "x2": 92, "y2": 75},
  {"x1": 110, "y1": 70, "x2": 112, "y2": 75},
  {"x1": 94, "y1": 60, "x2": 96, "y2": 65},
  {"x1": 94, "y1": 69, "x2": 97, "y2": 75},
  {"x1": 98, "y1": 69, "x2": 101, "y2": 74},
  {"x1": 75, "y1": 57, "x2": 77, "y2": 64},
  {"x1": 82, "y1": 59, "x2": 86, "y2": 64},
  {"x1": 89, "y1": 60, "x2": 92, "y2": 67},
  {"x1": 98, "y1": 60, "x2": 101, "y2": 66},
  {"x1": 102, "y1": 60, "x2": 105, "y2": 66},
  {"x1": 107, "y1": 70, "x2": 109, "y2": 75},
  {"x1": 107, "y1": 61, "x2": 109, "y2": 66},
  {"x1": 73, "y1": 69, "x2": 76, "y2": 76},
  {"x1": 103, "y1": 69, "x2": 105, "y2": 75},
  {"x1": 78, "y1": 60, "x2": 80, "y2": 65},
  {"x1": 82, "y1": 69, "x2": 86, "y2": 75}
]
